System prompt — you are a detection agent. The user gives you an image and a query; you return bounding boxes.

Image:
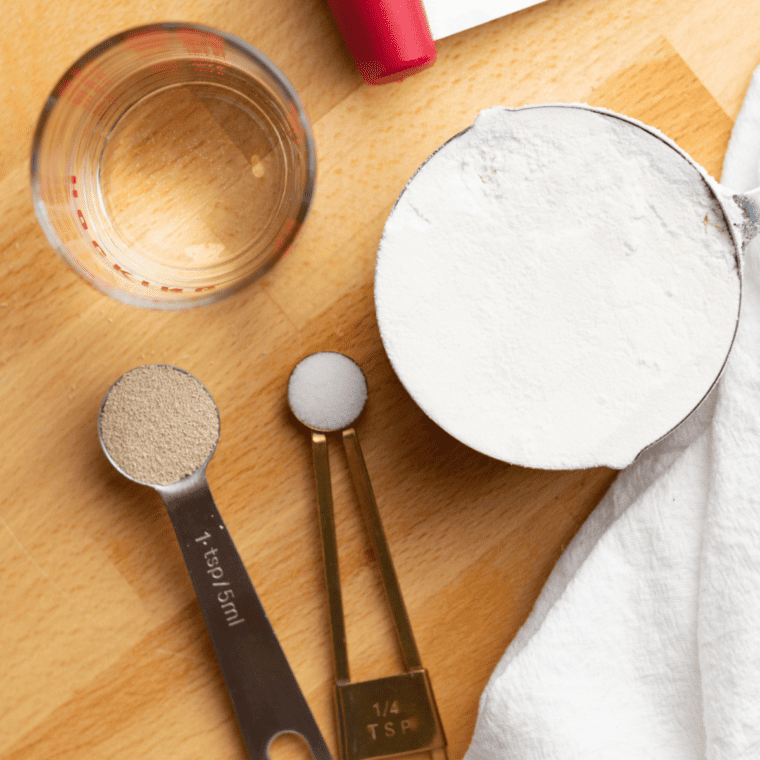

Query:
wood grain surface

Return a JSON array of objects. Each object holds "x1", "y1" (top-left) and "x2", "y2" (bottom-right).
[{"x1": 1, "y1": 1, "x2": 757, "y2": 758}]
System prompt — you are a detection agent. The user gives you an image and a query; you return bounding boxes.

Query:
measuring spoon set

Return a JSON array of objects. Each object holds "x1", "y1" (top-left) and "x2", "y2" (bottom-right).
[{"x1": 99, "y1": 355, "x2": 447, "y2": 760}]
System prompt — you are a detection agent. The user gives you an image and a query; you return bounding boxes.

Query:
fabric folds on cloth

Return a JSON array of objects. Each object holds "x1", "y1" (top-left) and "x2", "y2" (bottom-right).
[{"x1": 464, "y1": 67, "x2": 760, "y2": 760}]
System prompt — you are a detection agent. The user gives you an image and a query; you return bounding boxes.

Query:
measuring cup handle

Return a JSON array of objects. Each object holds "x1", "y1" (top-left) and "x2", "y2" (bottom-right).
[
  {"x1": 159, "y1": 474, "x2": 333, "y2": 760},
  {"x1": 733, "y1": 186, "x2": 760, "y2": 246}
]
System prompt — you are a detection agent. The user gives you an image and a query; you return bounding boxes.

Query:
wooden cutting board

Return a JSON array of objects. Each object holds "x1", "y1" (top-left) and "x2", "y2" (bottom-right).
[{"x1": 0, "y1": 1, "x2": 755, "y2": 758}]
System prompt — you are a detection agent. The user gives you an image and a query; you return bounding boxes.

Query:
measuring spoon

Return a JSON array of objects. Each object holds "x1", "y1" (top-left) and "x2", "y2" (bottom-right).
[
  {"x1": 98, "y1": 364, "x2": 332, "y2": 760},
  {"x1": 288, "y1": 352, "x2": 447, "y2": 760}
]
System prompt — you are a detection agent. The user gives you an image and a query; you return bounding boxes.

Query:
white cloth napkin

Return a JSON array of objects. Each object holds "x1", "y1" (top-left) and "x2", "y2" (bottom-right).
[{"x1": 464, "y1": 69, "x2": 760, "y2": 760}]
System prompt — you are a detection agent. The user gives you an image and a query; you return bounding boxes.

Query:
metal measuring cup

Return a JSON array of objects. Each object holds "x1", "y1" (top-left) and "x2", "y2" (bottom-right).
[
  {"x1": 98, "y1": 364, "x2": 332, "y2": 760},
  {"x1": 375, "y1": 103, "x2": 760, "y2": 469}
]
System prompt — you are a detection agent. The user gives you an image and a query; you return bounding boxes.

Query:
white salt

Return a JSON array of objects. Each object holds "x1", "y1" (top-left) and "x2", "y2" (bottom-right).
[
  {"x1": 375, "y1": 105, "x2": 741, "y2": 470},
  {"x1": 288, "y1": 352, "x2": 368, "y2": 432}
]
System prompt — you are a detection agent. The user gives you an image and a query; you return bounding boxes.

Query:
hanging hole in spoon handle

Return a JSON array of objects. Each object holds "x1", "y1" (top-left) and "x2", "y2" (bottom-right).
[
  {"x1": 158, "y1": 470, "x2": 333, "y2": 760},
  {"x1": 732, "y1": 186, "x2": 760, "y2": 245}
]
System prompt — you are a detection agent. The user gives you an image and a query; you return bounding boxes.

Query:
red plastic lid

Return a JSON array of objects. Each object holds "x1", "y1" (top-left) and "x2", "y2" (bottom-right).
[{"x1": 326, "y1": 0, "x2": 437, "y2": 85}]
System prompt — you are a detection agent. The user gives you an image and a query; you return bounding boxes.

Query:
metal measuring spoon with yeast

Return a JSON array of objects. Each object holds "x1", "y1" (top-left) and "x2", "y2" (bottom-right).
[
  {"x1": 288, "y1": 352, "x2": 449, "y2": 760},
  {"x1": 98, "y1": 364, "x2": 332, "y2": 760}
]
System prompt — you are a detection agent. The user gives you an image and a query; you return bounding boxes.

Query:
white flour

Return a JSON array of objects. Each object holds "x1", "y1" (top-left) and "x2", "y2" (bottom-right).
[{"x1": 375, "y1": 105, "x2": 741, "y2": 469}]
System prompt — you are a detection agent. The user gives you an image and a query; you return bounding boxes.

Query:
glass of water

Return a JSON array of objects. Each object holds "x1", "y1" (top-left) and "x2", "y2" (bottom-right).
[{"x1": 31, "y1": 23, "x2": 316, "y2": 309}]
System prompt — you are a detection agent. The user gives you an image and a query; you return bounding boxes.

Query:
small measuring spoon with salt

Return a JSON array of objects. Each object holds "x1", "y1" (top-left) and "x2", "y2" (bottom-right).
[
  {"x1": 98, "y1": 364, "x2": 332, "y2": 760},
  {"x1": 288, "y1": 352, "x2": 447, "y2": 760}
]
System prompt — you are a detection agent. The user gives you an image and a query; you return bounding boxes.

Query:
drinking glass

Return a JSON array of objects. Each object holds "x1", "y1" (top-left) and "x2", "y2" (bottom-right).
[{"x1": 31, "y1": 23, "x2": 316, "y2": 309}]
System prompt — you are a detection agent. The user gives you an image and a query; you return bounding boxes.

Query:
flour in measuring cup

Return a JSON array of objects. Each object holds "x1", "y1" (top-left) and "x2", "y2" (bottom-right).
[{"x1": 375, "y1": 106, "x2": 741, "y2": 469}]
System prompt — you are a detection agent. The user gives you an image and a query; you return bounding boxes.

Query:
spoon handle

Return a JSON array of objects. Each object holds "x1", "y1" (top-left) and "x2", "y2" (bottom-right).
[
  {"x1": 311, "y1": 431, "x2": 351, "y2": 684},
  {"x1": 160, "y1": 476, "x2": 333, "y2": 760},
  {"x1": 341, "y1": 428, "x2": 422, "y2": 671}
]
